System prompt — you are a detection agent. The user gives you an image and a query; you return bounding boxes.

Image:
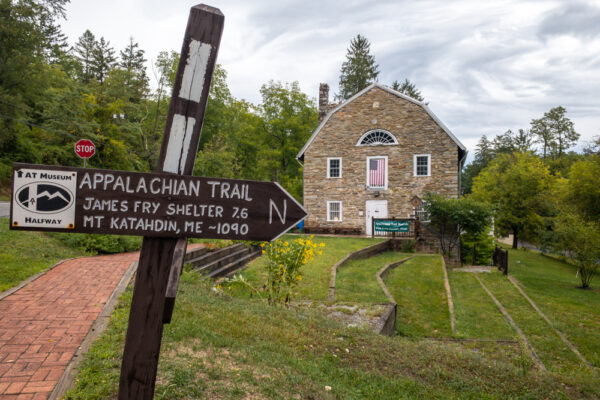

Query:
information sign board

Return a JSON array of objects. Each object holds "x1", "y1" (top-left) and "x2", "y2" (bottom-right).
[{"x1": 11, "y1": 163, "x2": 307, "y2": 242}]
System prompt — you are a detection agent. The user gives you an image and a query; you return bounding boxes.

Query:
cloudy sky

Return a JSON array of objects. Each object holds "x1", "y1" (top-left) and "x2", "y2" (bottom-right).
[{"x1": 60, "y1": 0, "x2": 600, "y2": 160}]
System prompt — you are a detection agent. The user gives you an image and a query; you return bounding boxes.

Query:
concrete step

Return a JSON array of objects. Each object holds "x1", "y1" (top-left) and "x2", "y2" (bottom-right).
[
  {"x1": 184, "y1": 246, "x2": 208, "y2": 262},
  {"x1": 194, "y1": 247, "x2": 253, "y2": 275},
  {"x1": 208, "y1": 250, "x2": 261, "y2": 279},
  {"x1": 188, "y1": 243, "x2": 246, "y2": 267}
]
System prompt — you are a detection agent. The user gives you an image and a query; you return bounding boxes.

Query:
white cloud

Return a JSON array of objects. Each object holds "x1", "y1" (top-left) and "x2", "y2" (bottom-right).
[{"x1": 61, "y1": 0, "x2": 600, "y2": 160}]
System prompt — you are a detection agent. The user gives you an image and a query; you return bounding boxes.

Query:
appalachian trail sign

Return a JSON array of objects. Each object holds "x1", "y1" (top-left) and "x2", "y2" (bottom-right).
[{"x1": 9, "y1": 5, "x2": 307, "y2": 399}]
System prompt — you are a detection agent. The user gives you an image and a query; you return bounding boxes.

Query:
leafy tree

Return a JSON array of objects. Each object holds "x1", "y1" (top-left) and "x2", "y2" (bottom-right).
[
  {"x1": 560, "y1": 158, "x2": 600, "y2": 221},
  {"x1": 530, "y1": 106, "x2": 579, "y2": 158},
  {"x1": 258, "y1": 81, "x2": 318, "y2": 199},
  {"x1": 424, "y1": 194, "x2": 492, "y2": 259},
  {"x1": 513, "y1": 128, "x2": 535, "y2": 152},
  {"x1": 91, "y1": 37, "x2": 116, "y2": 84},
  {"x1": 553, "y1": 213, "x2": 600, "y2": 289},
  {"x1": 196, "y1": 65, "x2": 264, "y2": 180},
  {"x1": 0, "y1": 0, "x2": 69, "y2": 182},
  {"x1": 391, "y1": 78, "x2": 423, "y2": 102},
  {"x1": 471, "y1": 153, "x2": 555, "y2": 248},
  {"x1": 338, "y1": 34, "x2": 379, "y2": 100},
  {"x1": 142, "y1": 50, "x2": 178, "y2": 171},
  {"x1": 492, "y1": 130, "x2": 516, "y2": 155}
]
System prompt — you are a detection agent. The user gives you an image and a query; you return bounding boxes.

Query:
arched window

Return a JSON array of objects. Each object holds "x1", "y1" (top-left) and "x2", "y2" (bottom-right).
[{"x1": 356, "y1": 129, "x2": 398, "y2": 146}]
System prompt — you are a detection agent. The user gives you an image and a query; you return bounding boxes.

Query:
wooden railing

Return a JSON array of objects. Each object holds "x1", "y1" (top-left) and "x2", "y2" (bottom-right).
[{"x1": 372, "y1": 218, "x2": 417, "y2": 238}]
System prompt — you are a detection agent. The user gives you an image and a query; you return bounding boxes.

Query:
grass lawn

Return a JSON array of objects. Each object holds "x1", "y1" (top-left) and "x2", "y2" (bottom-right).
[
  {"x1": 384, "y1": 255, "x2": 452, "y2": 338},
  {"x1": 229, "y1": 235, "x2": 383, "y2": 301},
  {"x1": 335, "y1": 251, "x2": 411, "y2": 304},
  {"x1": 479, "y1": 271, "x2": 585, "y2": 376},
  {"x1": 504, "y1": 248, "x2": 600, "y2": 369},
  {"x1": 449, "y1": 271, "x2": 515, "y2": 340},
  {"x1": 64, "y1": 271, "x2": 599, "y2": 400},
  {"x1": 0, "y1": 218, "x2": 90, "y2": 292}
]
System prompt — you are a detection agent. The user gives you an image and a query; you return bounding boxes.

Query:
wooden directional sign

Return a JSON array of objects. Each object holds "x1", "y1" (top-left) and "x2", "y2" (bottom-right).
[{"x1": 10, "y1": 163, "x2": 307, "y2": 241}]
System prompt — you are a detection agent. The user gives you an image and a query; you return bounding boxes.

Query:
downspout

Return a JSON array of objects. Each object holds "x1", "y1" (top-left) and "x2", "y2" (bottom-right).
[
  {"x1": 458, "y1": 148, "x2": 468, "y2": 198},
  {"x1": 296, "y1": 155, "x2": 305, "y2": 210}
]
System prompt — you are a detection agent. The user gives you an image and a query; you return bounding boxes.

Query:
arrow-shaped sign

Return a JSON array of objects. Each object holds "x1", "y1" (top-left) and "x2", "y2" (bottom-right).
[{"x1": 11, "y1": 163, "x2": 307, "y2": 242}]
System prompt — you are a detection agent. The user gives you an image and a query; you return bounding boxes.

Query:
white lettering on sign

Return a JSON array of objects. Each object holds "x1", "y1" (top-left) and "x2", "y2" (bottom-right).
[
  {"x1": 78, "y1": 173, "x2": 201, "y2": 197},
  {"x1": 179, "y1": 40, "x2": 212, "y2": 102},
  {"x1": 269, "y1": 199, "x2": 287, "y2": 225},
  {"x1": 164, "y1": 114, "x2": 196, "y2": 174},
  {"x1": 76, "y1": 145, "x2": 94, "y2": 152}
]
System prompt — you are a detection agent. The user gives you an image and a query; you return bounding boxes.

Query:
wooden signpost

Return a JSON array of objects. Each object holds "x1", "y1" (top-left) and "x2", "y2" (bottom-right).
[{"x1": 9, "y1": 4, "x2": 307, "y2": 399}]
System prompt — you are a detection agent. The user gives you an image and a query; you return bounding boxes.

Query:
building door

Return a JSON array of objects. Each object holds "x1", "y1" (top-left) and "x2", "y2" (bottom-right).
[{"x1": 366, "y1": 200, "x2": 388, "y2": 236}]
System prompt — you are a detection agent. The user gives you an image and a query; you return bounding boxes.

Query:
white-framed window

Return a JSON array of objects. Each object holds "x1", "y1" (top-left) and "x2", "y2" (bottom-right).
[
  {"x1": 366, "y1": 156, "x2": 388, "y2": 189},
  {"x1": 356, "y1": 129, "x2": 398, "y2": 146},
  {"x1": 327, "y1": 201, "x2": 342, "y2": 222},
  {"x1": 414, "y1": 154, "x2": 431, "y2": 177},
  {"x1": 327, "y1": 157, "x2": 342, "y2": 178}
]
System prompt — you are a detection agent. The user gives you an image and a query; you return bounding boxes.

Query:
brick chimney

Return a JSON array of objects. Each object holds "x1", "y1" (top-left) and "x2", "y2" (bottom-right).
[{"x1": 318, "y1": 83, "x2": 329, "y2": 122}]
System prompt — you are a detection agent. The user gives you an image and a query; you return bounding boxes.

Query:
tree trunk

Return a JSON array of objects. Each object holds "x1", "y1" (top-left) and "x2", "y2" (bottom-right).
[{"x1": 512, "y1": 229, "x2": 518, "y2": 249}]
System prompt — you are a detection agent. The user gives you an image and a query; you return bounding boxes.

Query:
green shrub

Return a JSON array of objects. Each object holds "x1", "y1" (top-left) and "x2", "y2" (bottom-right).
[
  {"x1": 400, "y1": 239, "x2": 416, "y2": 253},
  {"x1": 461, "y1": 231, "x2": 494, "y2": 265},
  {"x1": 0, "y1": 162, "x2": 11, "y2": 188},
  {"x1": 52, "y1": 233, "x2": 142, "y2": 254}
]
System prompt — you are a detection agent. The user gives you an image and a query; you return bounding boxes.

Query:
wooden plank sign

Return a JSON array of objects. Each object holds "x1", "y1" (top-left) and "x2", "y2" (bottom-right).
[{"x1": 10, "y1": 163, "x2": 307, "y2": 241}]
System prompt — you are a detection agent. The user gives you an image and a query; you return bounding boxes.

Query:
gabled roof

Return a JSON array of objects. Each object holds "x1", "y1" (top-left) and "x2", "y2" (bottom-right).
[{"x1": 296, "y1": 83, "x2": 466, "y2": 162}]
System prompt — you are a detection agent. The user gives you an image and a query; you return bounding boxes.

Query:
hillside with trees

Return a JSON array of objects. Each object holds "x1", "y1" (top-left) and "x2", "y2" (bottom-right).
[
  {"x1": 0, "y1": 0, "x2": 317, "y2": 201},
  {"x1": 463, "y1": 108, "x2": 599, "y2": 288}
]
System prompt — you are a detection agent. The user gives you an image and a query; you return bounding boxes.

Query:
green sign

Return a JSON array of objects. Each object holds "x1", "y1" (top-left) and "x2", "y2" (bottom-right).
[{"x1": 374, "y1": 219, "x2": 410, "y2": 232}]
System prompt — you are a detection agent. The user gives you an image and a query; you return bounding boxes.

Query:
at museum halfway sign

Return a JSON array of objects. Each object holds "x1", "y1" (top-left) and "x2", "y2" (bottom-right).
[{"x1": 10, "y1": 163, "x2": 307, "y2": 241}]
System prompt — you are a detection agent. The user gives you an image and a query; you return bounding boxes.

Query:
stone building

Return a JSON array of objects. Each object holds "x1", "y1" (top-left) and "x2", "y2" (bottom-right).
[{"x1": 296, "y1": 83, "x2": 467, "y2": 235}]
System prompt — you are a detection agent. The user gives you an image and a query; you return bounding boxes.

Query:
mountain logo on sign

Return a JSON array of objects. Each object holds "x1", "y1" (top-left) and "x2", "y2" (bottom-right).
[{"x1": 16, "y1": 183, "x2": 73, "y2": 213}]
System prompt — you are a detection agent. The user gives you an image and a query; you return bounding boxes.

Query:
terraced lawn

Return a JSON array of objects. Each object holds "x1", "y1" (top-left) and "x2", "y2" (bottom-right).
[
  {"x1": 384, "y1": 255, "x2": 452, "y2": 338},
  {"x1": 449, "y1": 270, "x2": 515, "y2": 340},
  {"x1": 335, "y1": 251, "x2": 411, "y2": 304}
]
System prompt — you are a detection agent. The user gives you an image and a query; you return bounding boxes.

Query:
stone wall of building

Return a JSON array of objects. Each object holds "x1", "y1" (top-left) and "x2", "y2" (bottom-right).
[{"x1": 303, "y1": 86, "x2": 459, "y2": 233}]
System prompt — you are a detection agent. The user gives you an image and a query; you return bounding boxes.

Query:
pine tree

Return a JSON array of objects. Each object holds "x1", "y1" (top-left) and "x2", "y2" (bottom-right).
[
  {"x1": 338, "y1": 34, "x2": 379, "y2": 100},
  {"x1": 119, "y1": 37, "x2": 149, "y2": 101},
  {"x1": 91, "y1": 37, "x2": 116, "y2": 84},
  {"x1": 120, "y1": 38, "x2": 146, "y2": 73},
  {"x1": 73, "y1": 30, "x2": 97, "y2": 83},
  {"x1": 391, "y1": 79, "x2": 424, "y2": 102}
]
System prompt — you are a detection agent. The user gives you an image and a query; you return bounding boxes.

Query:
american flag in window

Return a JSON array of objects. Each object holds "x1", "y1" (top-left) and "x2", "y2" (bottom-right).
[{"x1": 369, "y1": 158, "x2": 385, "y2": 188}]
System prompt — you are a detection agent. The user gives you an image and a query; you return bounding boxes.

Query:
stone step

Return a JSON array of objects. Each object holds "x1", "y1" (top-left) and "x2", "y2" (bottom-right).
[
  {"x1": 208, "y1": 250, "x2": 261, "y2": 279},
  {"x1": 194, "y1": 247, "x2": 253, "y2": 275}
]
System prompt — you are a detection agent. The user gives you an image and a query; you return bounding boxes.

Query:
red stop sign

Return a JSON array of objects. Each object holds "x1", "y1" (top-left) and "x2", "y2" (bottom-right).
[{"x1": 75, "y1": 139, "x2": 95, "y2": 159}]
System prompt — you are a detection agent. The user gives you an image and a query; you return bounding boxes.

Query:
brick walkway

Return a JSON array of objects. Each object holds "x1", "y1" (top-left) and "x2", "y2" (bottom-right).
[{"x1": 0, "y1": 252, "x2": 140, "y2": 399}]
